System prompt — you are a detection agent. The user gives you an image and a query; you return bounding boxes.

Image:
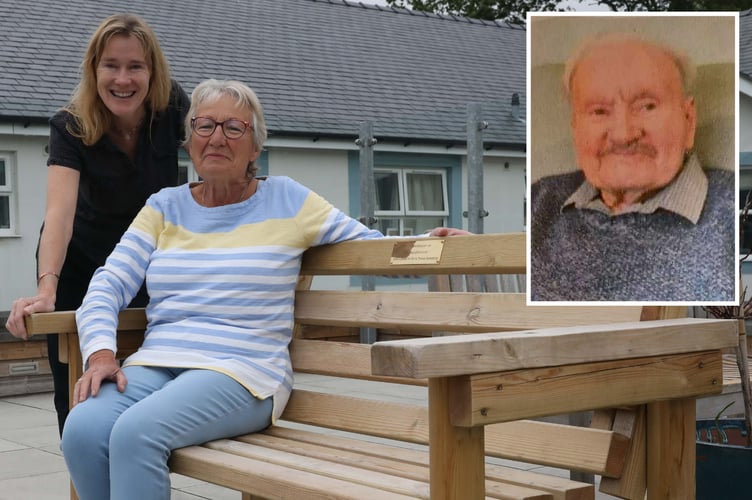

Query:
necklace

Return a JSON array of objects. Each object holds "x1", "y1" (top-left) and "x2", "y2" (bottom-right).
[
  {"x1": 201, "y1": 178, "x2": 253, "y2": 207},
  {"x1": 113, "y1": 114, "x2": 145, "y2": 141},
  {"x1": 114, "y1": 122, "x2": 142, "y2": 141},
  {"x1": 122, "y1": 127, "x2": 138, "y2": 140}
]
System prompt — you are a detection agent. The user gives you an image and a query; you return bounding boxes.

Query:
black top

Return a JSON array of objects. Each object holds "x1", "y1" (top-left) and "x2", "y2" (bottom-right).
[{"x1": 44, "y1": 80, "x2": 190, "y2": 310}]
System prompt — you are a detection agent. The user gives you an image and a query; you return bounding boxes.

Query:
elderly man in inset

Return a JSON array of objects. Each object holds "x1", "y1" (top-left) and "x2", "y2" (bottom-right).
[{"x1": 530, "y1": 33, "x2": 735, "y2": 302}]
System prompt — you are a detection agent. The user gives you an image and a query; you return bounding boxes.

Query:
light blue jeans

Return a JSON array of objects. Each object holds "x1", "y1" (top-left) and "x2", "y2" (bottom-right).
[{"x1": 60, "y1": 365, "x2": 273, "y2": 500}]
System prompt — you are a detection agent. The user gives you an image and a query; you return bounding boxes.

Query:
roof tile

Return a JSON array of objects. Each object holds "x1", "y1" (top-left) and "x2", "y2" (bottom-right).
[{"x1": 0, "y1": 0, "x2": 525, "y2": 147}]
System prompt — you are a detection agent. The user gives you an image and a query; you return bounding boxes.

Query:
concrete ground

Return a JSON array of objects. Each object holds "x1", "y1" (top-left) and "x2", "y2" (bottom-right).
[{"x1": 0, "y1": 373, "x2": 624, "y2": 500}]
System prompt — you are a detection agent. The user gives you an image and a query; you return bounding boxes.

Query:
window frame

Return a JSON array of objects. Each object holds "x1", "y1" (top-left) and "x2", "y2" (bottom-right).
[
  {"x1": 403, "y1": 169, "x2": 449, "y2": 217},
  {"x1": 0, "y1": 152, "x2": 17, "y2": 236},
  {"x1": 374, "y1": 167, "x2": 449, "y2": 218},
  {"x1": 178, "y1": 158, "x2": 199, "y2": 184},
  {"x1": 373, "y1": 169, "x2": 404, "y2": 217}
]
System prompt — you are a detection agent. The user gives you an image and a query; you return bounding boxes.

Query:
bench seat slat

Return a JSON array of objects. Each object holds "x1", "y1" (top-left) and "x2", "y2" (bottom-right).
[
  {"x1": 259, "y1": 427, "x2": 594, "y2": 500},
  {"x1": 238, "y1": 430, "x2": 430, "y2": 480},
  {"x1": 169, "y1": 445, "x2": 418, "y2": 500},
  {"x1": 204, "y1": 438, "x2": 431, "y2": 498},
  {"x1": 206, "y1": 435, "x2": 564, "y2": 500}
]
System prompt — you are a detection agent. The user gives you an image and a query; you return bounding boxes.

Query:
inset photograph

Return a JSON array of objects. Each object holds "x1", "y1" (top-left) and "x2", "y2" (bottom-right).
[{"x1": 528, "y1": 13, "x2": 737, "y2": 304}]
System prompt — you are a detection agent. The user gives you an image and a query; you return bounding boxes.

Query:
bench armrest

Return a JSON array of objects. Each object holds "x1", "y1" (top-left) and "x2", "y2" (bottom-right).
[
  {"x1": 371, "y1": 317, "x2": 738, "y2": 379},
  {"x1": 25, "y1": 308, "x2": 147, "y2": 336}
]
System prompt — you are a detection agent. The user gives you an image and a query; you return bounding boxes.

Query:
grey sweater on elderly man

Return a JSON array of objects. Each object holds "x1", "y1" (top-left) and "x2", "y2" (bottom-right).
[{"x1": 530, "y1": 166, "x2": 735, "y2": 302}]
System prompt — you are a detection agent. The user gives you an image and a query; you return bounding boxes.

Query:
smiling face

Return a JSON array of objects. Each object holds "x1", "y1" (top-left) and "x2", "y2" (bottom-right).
[
  {"x1": 96, "y1": 34, "x2": 150, "y2": 123},
  {"x1": 188, "y1": 94, "x2": 260, "y2": 183},
  {"x1": 569, "y1": 39, "x2": 696, "y2": 208}
]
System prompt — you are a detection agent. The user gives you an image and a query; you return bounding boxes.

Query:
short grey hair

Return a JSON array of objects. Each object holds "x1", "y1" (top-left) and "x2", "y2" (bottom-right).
[
  {"x1": 184, "y1": 79, "x2": 267, "y2": 176},
  {"x1": 562, "y1": 33, "x2": 696, "y2": 101}
]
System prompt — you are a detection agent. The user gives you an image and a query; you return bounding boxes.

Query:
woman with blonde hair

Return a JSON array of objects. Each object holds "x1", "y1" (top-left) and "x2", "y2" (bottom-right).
[{"x1": 5, "y1": 13, "x2": 189, "y2": 435}]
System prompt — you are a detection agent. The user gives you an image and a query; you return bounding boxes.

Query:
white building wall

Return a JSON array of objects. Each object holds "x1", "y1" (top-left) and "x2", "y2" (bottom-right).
[
  {"x1": 0, "y1": 132, "x2": 49, "y2": 311},
  {"x1": 478, "y1": 156, "x2": 526, "y2": 234},
  {"x1": 266, "y1": 148, "x2": 350, "y2": 211}
]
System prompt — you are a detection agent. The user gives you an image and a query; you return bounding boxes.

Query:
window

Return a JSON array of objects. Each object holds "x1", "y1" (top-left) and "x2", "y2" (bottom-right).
[
  {"x1": 374, "y1": 168, "x2": 448, "y2": 236},
  {"x1": 178, "y1": 159, "x2": 199, "y2": 185},
  {"x1": 0, "y1": 153, "x2": 16, "y2": 235}
]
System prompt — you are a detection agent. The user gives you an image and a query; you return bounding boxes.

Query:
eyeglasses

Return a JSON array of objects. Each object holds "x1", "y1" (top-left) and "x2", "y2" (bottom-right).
[{"x1": 191, "y1": 116, "x2": 252, "y2": 139}]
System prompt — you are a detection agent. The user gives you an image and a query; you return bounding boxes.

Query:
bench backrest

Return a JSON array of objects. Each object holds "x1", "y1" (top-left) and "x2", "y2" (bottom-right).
[{"x1": 292, "y1": 233, "x2": 681, "y2": 361}]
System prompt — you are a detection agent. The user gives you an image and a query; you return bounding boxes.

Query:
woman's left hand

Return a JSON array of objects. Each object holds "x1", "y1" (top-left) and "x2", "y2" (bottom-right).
[{"x1": 73, "y1": 349, "x2": 128, "y2": 406}]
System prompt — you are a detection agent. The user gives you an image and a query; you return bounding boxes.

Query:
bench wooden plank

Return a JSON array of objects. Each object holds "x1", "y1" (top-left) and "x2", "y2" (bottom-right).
[
  {"x1": 204, "y1": 438, "x2": 432, "y2": 498},
  {"x1": 428, "y1": 376, "x2": 485, "y2": 500},
  {"x1": 289, "y1": 338, "x2": 405, "y2": 381},
  {"x1": 296, "y1": 290, "x2": 643, "y2": 332},
  {"x1": 229, "y1": 433, "x2": 563, "y2": 500},
  {"x1": 25, "y1": 308, "x2": 146, "y2": 334},
  {"x1": 260, "y1": 427, "x2": 592, "y2": 500},
  {"x1": 169, "y1": 445, "x2": 419, "y2": 500},
  {"x1": 300, "y1": 234, "x2": 527, "y2": 275},
  {"x1": 282, "y1": 389, "x2": 428, "y2": 444},
  {"x1": 371, "y1": 318, "x2": 738, "y2": 379},
  {"x1": 484, "y1": 421, "x2": 627, "y2": 477},
  {"x1": 646, "y1": 399, "x2": 696, "y2": 499},
  {"x1": 282, "y1": 389, "x2": 626, "y2": 477},
  {"x1": 598, "y1": 406, "x2": 647, "y2": 499},
  {"x1": 449, "y1": 351, "x2": 724, "y2": 426}
]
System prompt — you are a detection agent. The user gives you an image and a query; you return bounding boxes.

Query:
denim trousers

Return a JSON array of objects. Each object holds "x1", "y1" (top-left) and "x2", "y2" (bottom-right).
[{"x1": 60, "y1": 365, "x2": 273, "y2": 500}]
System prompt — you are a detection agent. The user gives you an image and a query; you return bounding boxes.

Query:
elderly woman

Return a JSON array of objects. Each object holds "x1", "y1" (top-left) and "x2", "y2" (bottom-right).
[{"x1": 60, "y1": 78, "x2": 467, "y2": 499}]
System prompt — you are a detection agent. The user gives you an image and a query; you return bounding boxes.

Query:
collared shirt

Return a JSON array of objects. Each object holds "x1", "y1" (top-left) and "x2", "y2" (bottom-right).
[{"x1": 560, "y1": 153, "x2": 708, "y2": 224}]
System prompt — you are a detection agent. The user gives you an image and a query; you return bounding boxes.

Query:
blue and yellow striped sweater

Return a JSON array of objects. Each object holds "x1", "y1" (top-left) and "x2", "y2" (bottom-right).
[{"x1": 76, "y1": 176, "x2": 382, "y2": 420}]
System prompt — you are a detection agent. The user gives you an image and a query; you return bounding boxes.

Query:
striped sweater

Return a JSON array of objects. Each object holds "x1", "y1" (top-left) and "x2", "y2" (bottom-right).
[{"x1": 75, "y1": 176, "x2": 382, "y2": 420}]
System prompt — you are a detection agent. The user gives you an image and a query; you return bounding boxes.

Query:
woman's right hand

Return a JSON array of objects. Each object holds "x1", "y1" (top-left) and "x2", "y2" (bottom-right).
[
  {"x1": 73, "y1": 350, "x2": 127, "y2": 406},
  {"x1": 5, "y1": 294, "x2": 56, "y2": 340}
]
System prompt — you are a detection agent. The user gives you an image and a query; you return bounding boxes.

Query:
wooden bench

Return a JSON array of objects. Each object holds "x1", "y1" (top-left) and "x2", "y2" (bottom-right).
[{"x1": 25, "y1": 233, "x2": 738, "y2": 499}]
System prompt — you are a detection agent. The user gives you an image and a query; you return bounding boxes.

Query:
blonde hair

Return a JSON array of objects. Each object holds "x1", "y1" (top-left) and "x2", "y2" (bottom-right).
[
  {"x1": 562, "y1": 32, "x2": 696, "y2": 101},
  {"x1": 184, "y1": 79, "x2": 268, "y2": 177},
  {"x1": 66, "y1": 13, "x2": 172, "y2": 145}
]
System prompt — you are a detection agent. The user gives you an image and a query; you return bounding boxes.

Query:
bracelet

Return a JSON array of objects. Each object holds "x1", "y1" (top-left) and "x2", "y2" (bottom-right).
[{"x1": 37, "y1": 271, "x2": 60, "y2": 285}]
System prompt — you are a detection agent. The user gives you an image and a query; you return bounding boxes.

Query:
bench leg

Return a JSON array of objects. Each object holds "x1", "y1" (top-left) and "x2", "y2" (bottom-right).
[
  {"x1": 594, "y1": 406, "x2": 646, "y2": 499},
  {"x1": 646, "y1": 398, "x2": 695, "y2": 499},
  {"x1": 63, "y1": 333, "x2": 83, "y2": 500},
  {"x1": 428, "y1": 378, "x2": 484, "y2": 500}
]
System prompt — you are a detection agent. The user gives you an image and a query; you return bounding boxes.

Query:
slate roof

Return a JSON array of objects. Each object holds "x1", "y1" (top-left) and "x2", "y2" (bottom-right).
[
  {"x1": 742, "y1": 9, "x2": 752, "y2": 79},
  {"x1": 0, "y1": 0, "x2": 526, "y2": 149}
]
